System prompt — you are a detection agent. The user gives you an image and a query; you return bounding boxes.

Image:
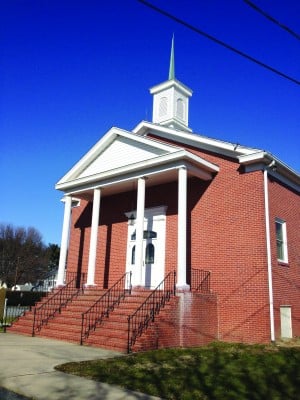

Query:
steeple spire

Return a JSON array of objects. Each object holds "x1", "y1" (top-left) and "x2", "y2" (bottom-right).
[
  {"x1": 150, "y1": 36, "x2": 193, "y2": 132},
  {"x1": 168, "y1": 34, "x2": 175, "y2": 80}
]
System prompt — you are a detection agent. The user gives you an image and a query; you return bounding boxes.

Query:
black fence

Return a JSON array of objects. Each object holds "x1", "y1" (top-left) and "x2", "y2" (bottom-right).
[{"x1": 0, "y1": 290, "x2": 47, "y2": 332}]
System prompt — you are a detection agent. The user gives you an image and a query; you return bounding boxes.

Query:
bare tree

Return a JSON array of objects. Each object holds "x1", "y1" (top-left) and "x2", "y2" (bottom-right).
[{"x1": 0, "y1": 224, "x2": 51, "y2": 287}]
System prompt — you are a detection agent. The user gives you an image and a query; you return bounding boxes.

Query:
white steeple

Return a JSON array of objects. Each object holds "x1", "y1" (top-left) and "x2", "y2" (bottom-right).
[{"x1": 150, "y1": 36, "x2": 193, "y2": 132}]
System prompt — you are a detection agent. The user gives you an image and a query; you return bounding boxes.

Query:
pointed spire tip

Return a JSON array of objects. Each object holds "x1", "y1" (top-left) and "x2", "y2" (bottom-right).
[{"x1": 168, "y1": 34, "x2": 175, "y2": 80}]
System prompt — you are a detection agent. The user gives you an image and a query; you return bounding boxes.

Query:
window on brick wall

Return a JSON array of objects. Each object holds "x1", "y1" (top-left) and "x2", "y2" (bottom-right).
[{"x1": 275, "y1": 218, "x2": 288, "y2": 263}]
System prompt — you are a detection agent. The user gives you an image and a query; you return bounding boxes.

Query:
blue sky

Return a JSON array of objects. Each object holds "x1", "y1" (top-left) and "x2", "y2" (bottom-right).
[{"x1": 1, "y1": 0, "x2": 299, "y2": 245}]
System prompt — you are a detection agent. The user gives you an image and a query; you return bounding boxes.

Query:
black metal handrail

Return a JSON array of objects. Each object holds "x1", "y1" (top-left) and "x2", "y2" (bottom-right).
[
  {"x1": 127, "y1": 271, "x2": 176, "y2": 353},
  {"x1": 80, "y1": 272, "x2": 132, "y2": 345},
  {"x1": 191, "y1": 269, "x2": 211, "y2": 292},
  {"x1": 32, "y1": 272, "x2": 86, "y2": 336}
]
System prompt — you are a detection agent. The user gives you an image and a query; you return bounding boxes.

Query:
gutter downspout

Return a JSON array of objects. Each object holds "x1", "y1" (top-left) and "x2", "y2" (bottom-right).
[{"x1": 264, "y1": 167, "x2": 275, "y2": 342}]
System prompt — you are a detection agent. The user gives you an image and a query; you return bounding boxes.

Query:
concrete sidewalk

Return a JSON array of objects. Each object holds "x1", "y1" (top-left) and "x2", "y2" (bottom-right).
[{"x1": 0, "y1": 333, "x2": 162, "y2": 400}]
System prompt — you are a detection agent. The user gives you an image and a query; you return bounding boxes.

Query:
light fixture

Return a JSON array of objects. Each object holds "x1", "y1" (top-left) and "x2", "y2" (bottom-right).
[{"x1": 128, "y1": 214, "x2": 135, "y2": 226}]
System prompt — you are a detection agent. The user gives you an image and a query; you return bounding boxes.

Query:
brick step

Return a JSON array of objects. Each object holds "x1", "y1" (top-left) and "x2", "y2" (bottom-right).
[
  {"x1": 84, "y1": 335, "x2": 128, "y2": 352},
  {"x1": 109, "y1": 307, "x2": 145, "y2": 316},
  {"x1": 8, "y1": 324, "x2": 33, "y2": 335},
  {"x1": 10, "y1": 318, "x2": 34, "y2": 329},
  {"x1": 42, "y1": 326, "x2": 82, "y2": 338},
  {"x1": 116, "y1": 300, "x2": 148, "y2": 308},
  {"x1": 59, "y1": 306, "x2": 95, "y2": 314},
  {"x1": 64, "y1": 303, "x2": 107, "y2": 311},
  {"x1": 73, "y1": 292, "x2": 108, "y2": 301},
  {"x1": 96, "y1": 314, "x2": 131, "y2": 324},
  {"x1": 8, "y1": 285, "x2": 174, "y2": 352},
  {"x1": 39, "y1": 330, "x2": 81, "y2": 344},
  {"x1": 44, "y1": 321, "x2": 82, "y2": 331},
  {"x1": 86, "y1": 323, "x2": 128, "y2": 338},
  {"x1": 86, "y1": 319, "x2": 128, "y2": 331},
  {"x1": 13, "y1": 312, "x2": 34, "y2": 321}
]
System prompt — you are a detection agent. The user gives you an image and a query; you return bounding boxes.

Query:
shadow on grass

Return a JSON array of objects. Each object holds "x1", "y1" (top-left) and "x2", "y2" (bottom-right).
[{"x1": 56, "y1": 343, "x2": 300, "y2": 400}]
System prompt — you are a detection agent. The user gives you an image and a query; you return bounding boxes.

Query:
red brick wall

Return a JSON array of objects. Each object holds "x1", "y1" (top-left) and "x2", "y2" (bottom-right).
[
  {"x1": 133, "y1": 292, "x2": 218, "y2": 351},
  {"x1": 65, "y1": 136, "x2": 299, "y2": 345},
  {"x1": 268, "y1": 176, "x2": 300, "y2": 339},
  {"x1": 147, "y1": 136, "x2": 274, "y2": 343}
]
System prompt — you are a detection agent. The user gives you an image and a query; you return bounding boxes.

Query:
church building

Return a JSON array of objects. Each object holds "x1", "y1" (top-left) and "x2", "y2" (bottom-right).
[{"x1": 53, "y1": 38, "x2": 300, "y2": 349}]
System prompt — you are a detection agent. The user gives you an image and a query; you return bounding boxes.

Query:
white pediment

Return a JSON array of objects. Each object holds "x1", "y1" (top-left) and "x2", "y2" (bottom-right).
[
  {"x1": 56, "y1": 127, "x2": 180, "y2": 186},
  {"x1": 78, "y1": 135, "x2": 168, "y2": 179}
]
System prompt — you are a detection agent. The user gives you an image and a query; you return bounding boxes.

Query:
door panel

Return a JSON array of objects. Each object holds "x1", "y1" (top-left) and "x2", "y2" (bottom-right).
[
  {"x1": 126, "y1": 207, "x2": 166, "y2": 288},
  {"x1": 280, "y1": 306, "x2": 292, "y2": 338}
]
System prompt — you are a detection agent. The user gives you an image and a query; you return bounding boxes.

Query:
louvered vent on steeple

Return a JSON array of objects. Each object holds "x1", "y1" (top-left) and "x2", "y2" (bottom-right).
[{"x1": 150, "y1": 35, "x2": 193, "y2": 132}]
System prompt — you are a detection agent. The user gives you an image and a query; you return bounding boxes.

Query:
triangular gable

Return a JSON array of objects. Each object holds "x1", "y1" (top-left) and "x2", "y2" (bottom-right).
[
  {"x1": 56, "y1": 127, "x2": 181, "y2": 185},
  {"x1": 79, "y1": 135, "x2": 172, "y2": 179}
]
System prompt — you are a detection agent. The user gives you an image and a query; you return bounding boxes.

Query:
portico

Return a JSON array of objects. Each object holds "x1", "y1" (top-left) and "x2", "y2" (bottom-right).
[{"x1": 56, "y1": 145, "x2": 218, "y2": 289}]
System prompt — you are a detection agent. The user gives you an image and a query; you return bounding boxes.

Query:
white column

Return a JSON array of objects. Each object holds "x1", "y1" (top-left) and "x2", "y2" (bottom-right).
[
  {"x1": 135, "y1": 177, "x2": 146, "y2": 286},
  {"x1": 86, "y1": 188, "x2": 101, "y2": 286},
  {"x1": 177, "y1": 167, "x2": 189, "y2": 289},
  {"x1": 57, "y1": 195, "x2": 72, "y2": 286}
]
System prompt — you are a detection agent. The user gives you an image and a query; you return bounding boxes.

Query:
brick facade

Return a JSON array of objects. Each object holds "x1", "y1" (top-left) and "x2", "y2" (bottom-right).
[
  {"x1": 64, "y1": 135, "x2": 300, "y2": 347},
  {"x1": 268, "y1": 177, "x2": 300, "y2": 339}
]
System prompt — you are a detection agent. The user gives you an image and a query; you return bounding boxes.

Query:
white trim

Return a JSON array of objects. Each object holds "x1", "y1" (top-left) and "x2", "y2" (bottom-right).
[
  {"x1": 275, "y1": 217, "x2": 289, "y2": 264},
  {"x1": 56, "y1": 149, "x2": 219, "y2": 192},
  {"x1": 150, "y1": 78, "x2": 193, "y2": 97},
  {"x1": 239, "y1": 152, "x2": 300, "y2": 189},
  {"x1": 56, "y1": 127, "x2": 182, "y2": 186},
  {"x1": 125, "y1": 206, "x2": 168, "y2": 221},
  {"x1": 243, "y1": 164, "x2": 300, "y2": 194},
  {"x1": 264, "y1": 169, "x2": 275, "y2": 342},
  {"x1": 133, "y1": 121, "x2": 300, "y2": 189},
  {"x1": 133, "y1": 121, "x2": 259, "y2": 157}
]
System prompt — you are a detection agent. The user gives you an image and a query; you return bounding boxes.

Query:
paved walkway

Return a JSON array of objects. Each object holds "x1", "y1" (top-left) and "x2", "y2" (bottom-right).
[{"x1": 0, "y1": 333, "x2": 162, "y2": 400}]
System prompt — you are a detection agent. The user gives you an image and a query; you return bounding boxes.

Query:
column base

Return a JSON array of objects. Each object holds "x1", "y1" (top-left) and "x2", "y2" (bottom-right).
[
  {"x1": 55, "y1": 284, "x2": 66, "y2": 289},
  {"x1": 131, "y1": 285, "x2": 147, "y2": 291},
  {"x1": 84, "y1": 283, "x2": 98, "y2": 288},
  {"x1": 176, "y1": 283, "x2": 190, "y2": 292}
]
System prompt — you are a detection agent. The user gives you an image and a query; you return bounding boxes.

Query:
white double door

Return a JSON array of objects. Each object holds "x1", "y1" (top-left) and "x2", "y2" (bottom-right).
[{"x1": 126, "y1": 206, "x2": 166, "y2": 289}]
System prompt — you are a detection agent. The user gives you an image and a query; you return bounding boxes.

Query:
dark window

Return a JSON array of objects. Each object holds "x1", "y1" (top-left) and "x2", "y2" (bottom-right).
[
  {"x1": 131, "y1": 246, "x2": 135, "y2": 265},
  {"x1": 145, "y1": 243, "x2": 155, "y2": 264},
  {"x1": 275, "y1": 218, "x2": 288, "y2": 262}
]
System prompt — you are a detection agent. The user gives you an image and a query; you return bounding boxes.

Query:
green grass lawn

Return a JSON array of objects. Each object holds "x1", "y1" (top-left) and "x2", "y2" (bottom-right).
[{"x1": 56, "y1": 342, "x2": 300, "y2": 400}]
